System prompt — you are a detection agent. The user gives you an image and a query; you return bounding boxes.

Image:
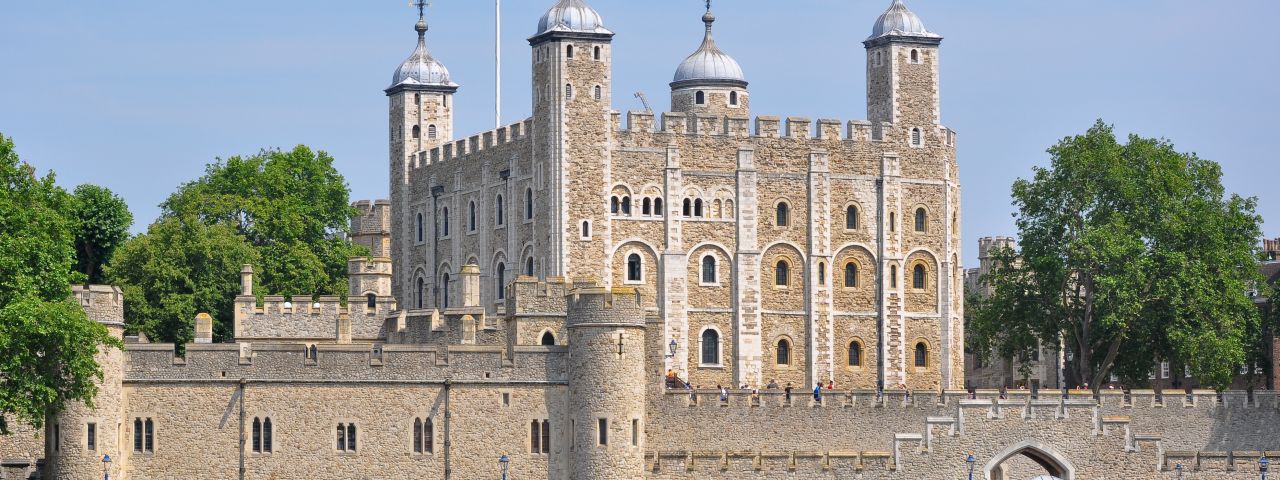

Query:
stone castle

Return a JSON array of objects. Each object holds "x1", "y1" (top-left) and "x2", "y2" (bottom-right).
[{"x1": 2, "y1": 1, "x2": 1277, "y2": 479}]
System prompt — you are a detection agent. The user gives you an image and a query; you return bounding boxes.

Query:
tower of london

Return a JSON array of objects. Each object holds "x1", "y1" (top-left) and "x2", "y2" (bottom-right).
[{"x1": 1, "y1": 2, "x2": 1276, "y2": 479}]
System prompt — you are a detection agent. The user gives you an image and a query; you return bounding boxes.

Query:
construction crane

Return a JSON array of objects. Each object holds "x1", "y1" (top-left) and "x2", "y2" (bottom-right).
[{"x1": 633, "y1": 92, "x2": 652, "y2": 114}]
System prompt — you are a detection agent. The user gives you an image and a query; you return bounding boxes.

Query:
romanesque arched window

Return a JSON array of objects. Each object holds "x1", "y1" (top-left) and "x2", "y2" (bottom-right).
[
  {"x1": 581, "y1": 220, "x2": 590, "y2": 239},
  {"x1": 846, "y1": 205, "x2": 859, "y2": 230},
  {"x1": 683, "y1": 198, "x2": 692, "y2": 217},
  {"x1": 593, "y1": 46, "x2": 601, "y2": 60},
  {"x1": 911, "y1": 128, "x2": 922, "y2": 146},
  {"x1": 849, "y1": 341, "x2": 862, "y2": 366},
  {"x1": 416, "y1": 213, "x2": 424, "y2": 242},
  {"x1": 695, "y1": 91, "x2": 705, "y2": 105},
  {"x1": 913, "y1": 265, "x2": 926, "y2": 289},
  {"x1": 694, "y1": 199, "x2": 703, "y2": 217},
  {"x1": 776, "y1": 338, "x2": 791, "y2": 366},
  {"x1": 642, "y1": 198, "x2": 652, "y2": 215},
  {"x1": 776, "y1": 202, "x2": 790, "y2": 227},
  {"x1": 626, "y1": 253, "x2": 642, "y2": 282},
  {"x1": 915, "y1": 342, "x2": 928, "y2": 367},
  {"x1": 525, "y1": 257, "x2": 534, "y2": 276},
  {"x1": 701, "y1": 255, "x2": 716, "y2": 284},
  {"x1": 496, "y1": 263, "x2": 506, "y2": 300},
  {"x1": 566, "y1": 44, "x2": 574, "y2": 58},
  {"x1": 594, "y1": 85, "x2": 602, "y2": 100},
  {"x1": 441, "y1": 272, "x2": 451, "y2": 309},
  {"x1": 844, "y1": 262, "x2": 858, "y2": 288},
  {"x1": 541, "y1": 331, "x2": 556, "y2": 346},
  {"x1": 428, "y1": 124, "x2": 438, "y2": 139},
  {"x1": 495, "y1": 195, "x2": 505, "y2": 226},
  {"x1": 416, "y1": 277, "x2": 425, "y2": 309},
  {"x1": 621, "y1": 196, "x2": 631, "y2": 215},
  {"x1": 915, "y1": 208, "x2": 927, "y2": 232},
  {"x1": 775, "y1": 260, "x2": 790, "y2": 287},
  {"x1": 729, "y1": 91, "x2": 738, "y2": 106},
  {"x1": 611, "y1": 196, "x2": 620, "y2": 214},
  {"x1": 468, "y1": 201, "x2": 477, "y2": 232},
  {"x1": 910, "y1": 49, "x2": 920, "y2": 64},
  {"x1": 654, "y1": 197, "x2": 664, "y2": 217},
  {"x1": 525, "y1": 188, "x2": 534, "y2": 220},
  {"x1": 701, "y1": 329, "x2": 720, "y2": 365}
]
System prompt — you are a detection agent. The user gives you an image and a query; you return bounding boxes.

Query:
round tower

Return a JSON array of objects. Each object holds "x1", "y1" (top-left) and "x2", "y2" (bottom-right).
[
  {"x1": 46, "y1": 285, "x2": 126, "y2": 479},
  {"x1": 565, "y1": 285, "x2": 647, "y2": 479},
  {"x1": 670, "y1": 2, "x2": 748, "y2": 117}
]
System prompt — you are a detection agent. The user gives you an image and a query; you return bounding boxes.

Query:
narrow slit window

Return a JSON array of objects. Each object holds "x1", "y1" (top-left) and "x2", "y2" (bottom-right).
[
  {"x1": 412, "y1": 125, "x2": 420, "y2": 139},
  {"x1": 144, "y1": 418, "x2": 154, "y2": 452},
  {"x1": 87, "y1": 422, "x2": 96, "y2": 451},
  {"x1": 525, "y1": 189, "x2": 534, "y2": 220},
  {"x1": 597, "y1": 418, "x2": 608, "y2": 446},
  {"x1": 541, "y1": 419, "x2": 550, "y2": 454},
  {"x1": 594, "y1": 85, "x2": 602, "y2": 100},
  {"x1": 496, "y1": 195, "x2": 504, "y2": 225},
  {"x1": 414, "y1": 418, "x2": 423, "y2": 453},
  {"x1": 496, "y1": 263, "x2": 506, "y2": 300},
  {"x1": 593, "y1": 46, "x2": 601, "y2": 60},
  {"x1": 581, "y1": 221, "x2": 590, "y2": 239}
]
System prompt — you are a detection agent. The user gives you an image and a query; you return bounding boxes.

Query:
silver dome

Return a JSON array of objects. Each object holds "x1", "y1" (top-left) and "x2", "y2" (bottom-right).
[
  {"x1": 868, "y1": 0, "x2": 940, "y2": 41},
  {"x1": 390, "y1": 19, "x2": 457, "y2": 89},
  {"x1": 536, "y1": 0, "x2": 612, "y2": 36},
  {"x1": 672, "y1": 11, "x2": 746, "y2": 87}
]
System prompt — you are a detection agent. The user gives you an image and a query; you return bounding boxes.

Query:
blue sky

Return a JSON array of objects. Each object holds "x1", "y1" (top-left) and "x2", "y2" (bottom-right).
[{"x1": 1, "y1": 0, "x2": 1275, "y2": 266}]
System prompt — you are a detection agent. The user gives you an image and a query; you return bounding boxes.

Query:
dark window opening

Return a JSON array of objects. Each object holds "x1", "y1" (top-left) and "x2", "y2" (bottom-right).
[
  {"x1": 701, "y1": 329, "x2": 719, "y2": 365},
  {"x1": 626, "y1": 254, "x2": 642, "y2": 282},
  {"x1": 776, "y1": 339, "x2": 791, "y2": 366},
  {"x1": 541, "y1": 331, "x2": 556, "y2": 346}
]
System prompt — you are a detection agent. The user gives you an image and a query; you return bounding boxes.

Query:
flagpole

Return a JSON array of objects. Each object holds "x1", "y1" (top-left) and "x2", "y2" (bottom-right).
[{"x1": 495, "y1": 0, "x2": 502, "y2": 128}]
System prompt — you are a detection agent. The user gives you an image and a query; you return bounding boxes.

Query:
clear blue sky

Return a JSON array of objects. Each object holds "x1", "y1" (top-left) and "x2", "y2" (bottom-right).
[{"x1": 2, "y1": 1, "x2": 1276, "y2": 266}]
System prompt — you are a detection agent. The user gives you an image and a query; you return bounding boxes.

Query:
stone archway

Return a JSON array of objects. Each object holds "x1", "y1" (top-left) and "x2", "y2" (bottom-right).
[{"x1": 983, "y1": 440, "x2": 1074, "y2": 480}]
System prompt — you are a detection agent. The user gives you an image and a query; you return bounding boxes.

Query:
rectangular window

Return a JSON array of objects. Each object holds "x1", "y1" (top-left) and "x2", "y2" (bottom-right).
[
  {"x1": 87, "y1": 423, "x2": 96, "y2": 451},
  {"x1": 1160, "y1": 361, "x2": 1170, "y2": 379},
  {"x1": 52, "y1": 424, "x2": 60, "y2": 452},
  {"x1": 597, "y1": 418, "x2": 607, "y2": 446},
  {"x1": 134, "y1": 418, "x2": 143, "y2": 452},
  {"x1": 631, "y1": 419, "x2": 639, "y2": 446},
  {"x1": 144, "y1": 418, "x2": 154, "y2": 452},
  {"x1": 530, "y1": 420, "x2": 540, "y2": 454},
  {"x1": 502, "y1": 393, "x2": 510, "y2": 407},
  {"x1": 541, "y1": 420, "x2": 550, "y2": 454},
  {"x1": 569, "y1": 420, "x2": 575, "y2": 451}
]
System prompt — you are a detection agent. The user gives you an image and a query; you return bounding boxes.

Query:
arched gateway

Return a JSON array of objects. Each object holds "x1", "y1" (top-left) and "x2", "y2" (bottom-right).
[{"x1": 983, "y1": 440, "x2": 1075, "y2": 480}]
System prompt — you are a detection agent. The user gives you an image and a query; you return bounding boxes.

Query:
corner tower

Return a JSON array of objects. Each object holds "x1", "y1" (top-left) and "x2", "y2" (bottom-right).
[
  {"x1": 529, "y1": 0, "x2": 614, "y2": 279},
  {"x1": 864, "y1": 0, "x2": 942, "y2": 128},
  {"x1": 670, "y1": 3, "x2": 749, "y2": 117}
]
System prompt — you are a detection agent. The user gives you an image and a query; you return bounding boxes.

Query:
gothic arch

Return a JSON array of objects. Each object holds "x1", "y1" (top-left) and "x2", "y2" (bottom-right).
[{"x1": 983, "y1": 440, "x2": 1075, "y2": 480}]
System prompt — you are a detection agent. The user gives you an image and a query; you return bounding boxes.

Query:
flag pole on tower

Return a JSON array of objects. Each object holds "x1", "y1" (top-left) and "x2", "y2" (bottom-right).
[{"x1": 495, "y1": 0, "x2": 502, "y2": 127}]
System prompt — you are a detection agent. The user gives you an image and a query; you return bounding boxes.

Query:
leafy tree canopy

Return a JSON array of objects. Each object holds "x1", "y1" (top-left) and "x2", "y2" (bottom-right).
[
  {"x1": 969, "y1": 120, "x2": 1263, "y2": 391},
  {"x1": 71, "y1": 184, "x2": 133, "y2": 284},
  {"x1": 0, "y1": 133, "x2": 119, "y2": 434}
]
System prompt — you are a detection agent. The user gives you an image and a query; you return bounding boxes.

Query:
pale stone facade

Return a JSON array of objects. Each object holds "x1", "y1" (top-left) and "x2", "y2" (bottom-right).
[{"x1": 3, "y1": 2, "x2": 1278, "y2": 480}]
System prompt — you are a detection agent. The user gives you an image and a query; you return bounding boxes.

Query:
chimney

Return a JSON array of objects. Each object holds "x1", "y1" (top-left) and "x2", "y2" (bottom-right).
[
  {"x1": 460, "y1": 262, "x2": 481, "y2": 307},
  {"x1": 194, "y1": 313, "x2": 213, "y2": 343},
  {"x1": 240, "y1": 264, "x2": 254, "y2": 296}
]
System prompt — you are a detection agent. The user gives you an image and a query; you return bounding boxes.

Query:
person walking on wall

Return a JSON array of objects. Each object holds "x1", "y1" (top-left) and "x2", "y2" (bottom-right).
[
  {"x1": 813, "y1": 383, "x2": 822, "y2": 402},
  {"x1": 784, "y1": 383, "x2": 793, "y2": 403}
]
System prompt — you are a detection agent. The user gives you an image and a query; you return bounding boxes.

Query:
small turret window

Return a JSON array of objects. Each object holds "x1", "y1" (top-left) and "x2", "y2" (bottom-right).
[
  {"x1": 911, "y1": 128, "x2": 922, "y2": 146},
  {"x1": 566, "y1": 44, "x2": 574, "y2": 58},
  {"x1": 695, "y1": 91, "x2": 705, "y2": 105},
  {"x1": 468, "y1": 201, "x2": 477, "y2": 232},
  {"x1": 496, "y1": 195, "x2": 505, "y2": 226},
  {"x1": 412, "y1": 125, "x2": 421, "y2": 139},
  {"x1": 594, "y1": 46, "x2": 601, "y2": 60},
  {"x1": 565, "y1": 84, "x2": 573, "y2": 99},
  {"x1": 910, "y1": 49, "x2": 920, "y2": 64},
  {"x1": 581, "y1": 221, "x2": 590, "y2": 239},
  {"x1": 776, "y1": 202, "x2": 790, "y2": 227},
  {"x1": 428, "y1": 124, "x2": 437, "y2": 139},
  {"x1": 729, "y1": 91, "x2": 738, "y2": 106},
  {"x1": 525, "y1": 188, "x2": 534, "y2": 220},
  {"x1": 541, "y1": 331, "x2": 556, "y2": 346},
  {"x1": 594, "y1": 85, "x2": 602, "y2": 100},
  {"x1": 627, "y1": 253, "x2": 643, "y2": 282}
]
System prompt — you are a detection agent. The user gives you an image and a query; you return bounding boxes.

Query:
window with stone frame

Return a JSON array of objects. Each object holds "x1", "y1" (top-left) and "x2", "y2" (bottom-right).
[
  {"x1": 776, "y1": 338, "x2": 792, "y2": 366},
  {"x1": 695, "y1": 90, "x2": 705, "y2": 105},
  {"x1": 774, "y1": 260, "x2": 790, "y2": 287},
  {"x1": 914, "y1": 207, "x2": 927, "y2": 232},
  {"x1": 701, "y1": 255, "x2": 717, "y2": 284},
  {"x1": 848, "y1": 341, "x2": 862, "y2": 367},
  {"x1": 844, "y1": 262, "x2": 858, "y2": 288},
  {"x1": 776, "y1": 202, "x2": 790, "y2": 227},
  {"x1": 495, "y1": 195, "x2": 505, "y2": 226},
  {"x1": 846, "y1": 205, "x2": 859, "y2": 230},
  {"x1": 914, "y1": 343, "x2": 928, "y2": 368},
  {"x1": 700, "y1": 328, "x2": 720, "y2": 365},
  {"x1": 626, "y1": 254, "x2": 642, "y2": 282},
  {"x1": 912, "y1": 264, "x2": 926, "y2": 289}
]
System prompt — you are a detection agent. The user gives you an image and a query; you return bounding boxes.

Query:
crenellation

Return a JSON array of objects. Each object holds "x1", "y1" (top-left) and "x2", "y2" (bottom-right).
[
  {"x1": 816, "y1": 119, "x2": 841, "y2": 141},
  {"x1": 754, "y1": 115, "x2": 780, "y2": 137},
  {"x1": 785, "y1": 117, "x2": 811, "y2": 139},
  {"x1": 662, "y1": 111, "x2": 689, "y2": 134}
]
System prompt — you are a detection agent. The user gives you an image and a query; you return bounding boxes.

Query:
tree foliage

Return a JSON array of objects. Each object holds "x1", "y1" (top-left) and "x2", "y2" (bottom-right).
[
  {"x1": 969, "y1": 121, "x2": 1263, "y2": 391},
  {"x1": 71, "y1": 184, "x2": 133, "y2": 284},
  {"x1": 0, "y1": 133, "x2": 119, "y2": 434},
  {"x1": 108, "y1": 145, "x2": 363, "y2": 343}
]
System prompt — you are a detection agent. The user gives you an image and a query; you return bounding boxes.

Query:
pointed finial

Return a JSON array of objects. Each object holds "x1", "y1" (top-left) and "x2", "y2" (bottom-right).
[
  {"x1": 412, "y1": 0, "x2": 429, "y2": 37},
  {"x1": 702, "y1": 0, "x2": 715, "y2": 26}
]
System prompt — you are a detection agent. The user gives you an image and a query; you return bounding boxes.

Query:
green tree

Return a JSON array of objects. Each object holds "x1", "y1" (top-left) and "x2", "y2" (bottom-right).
[
  {"x1": 71, "y1": 184, "x2": 133, "y2": 284},
  {"x1": 0, "y1": 133, "x2": 119, "y2": 434},
  {"x1": 106, "y1": 216, "x2": 258, "y2": 344},
  {"x1": 969, "y1": 121, "x2": 1263, "y2": 391}
]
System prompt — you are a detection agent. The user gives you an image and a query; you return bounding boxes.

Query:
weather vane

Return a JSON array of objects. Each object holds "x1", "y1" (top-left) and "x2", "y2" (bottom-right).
[
  {"x1": 705, "y1": 0, "x2": 712, "y2": 12},
  {"x1": 410, "y1": 0, "x2": 430, "y2": 17}
]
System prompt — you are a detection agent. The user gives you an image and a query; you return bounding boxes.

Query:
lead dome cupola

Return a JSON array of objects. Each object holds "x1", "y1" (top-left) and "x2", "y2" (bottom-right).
[
  {"x1": 867, "y1": 0, "x2": 940, "y2": 41},
  {"x1": 671, "y1": 8, "x2": 746, "y2": 88},
  {"x1": 389, "y1": 15, "x2": 457, "y2": 90},
  {"x1": 535, "y1": 0, "x2": 612, "y2": 37}
]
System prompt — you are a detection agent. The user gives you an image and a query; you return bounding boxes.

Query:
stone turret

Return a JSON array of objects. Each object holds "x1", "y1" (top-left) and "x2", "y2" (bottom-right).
[
  {"x1": 565, "y1": 284, "x2": 646, "y2": 479},
  {"x1": 46, "y1": 285, "x2": 125, "y2": 480},
  {"x1": 1265, "y1": 237, "x2": 1280, "y2": 261}
]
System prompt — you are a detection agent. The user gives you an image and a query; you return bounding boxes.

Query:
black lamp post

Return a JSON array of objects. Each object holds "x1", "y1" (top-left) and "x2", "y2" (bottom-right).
[
  {"x1": 966, "y1": 453, "x2": 975, "y2": 480},
  {"x1": 1261, "y1": 455, "x2": 1269, "y2": 480},
  {"x1": 1175, "y1": 463, "x2": 1183, "y2": 479},
  {"x1": 499, "y1": 454, "x2": 510, "y2": 480},
  {"x1": 101, "y1": 454, "x2": 111, "y2": 480},
  {"x1": 667, "y1": 339, "x2": 677, "y2": 358}
]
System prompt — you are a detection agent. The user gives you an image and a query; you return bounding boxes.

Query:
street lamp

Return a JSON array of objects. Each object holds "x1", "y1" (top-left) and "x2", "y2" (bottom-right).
[
  {"x1": 1261, "y1": 455, "x2": 1269, "y2": 480},
  {"x1": 499, "y1": 454, "x2": 510, "y2": 480},
  {"x1": 667, "y1": 339, "x2": 677, "y2": 358},
  {"x1": 966, "y1": 453, "x2": 976, "y2": 480},
  {"x1": 101, "y1": 454, "x2": 111, "y2": 480},
  {"x1": 1175, "y1": 463, "x2": 1183, "y2": 479}
]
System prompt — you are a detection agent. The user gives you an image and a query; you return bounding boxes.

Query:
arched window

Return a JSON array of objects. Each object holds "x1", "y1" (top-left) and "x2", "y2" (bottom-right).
[
  {"x1": 412, "y1": 125, "x2": 421, "y2": 139},
  {"x1": 701, "y1": 329, "x2": 720, "y2": 365},
  {"x1": 914, "y1": 208, "x2": 927, "y2": 232},
  {"x1": 416, "y1": 213, "x2": 424, "y2": 242},
  {"x1": 541, "y1": 331, "x2": 556, "y2": 346},
  {"x1": 626, "y1": 253, "x2": 642, "y2": 282},
  {"x1": 565, "y1": 84, "x2": 573, "y2": 98},
  {"x1": 775, "y1": 260, "x2": 789, "y2": 287},
  {"x1": 818, "y1": 262, "x2": 826, "y2": 284},
  {"x1": 414, "y1": 93, "x2": 421, "y2": 103},
  {"x1": 844, "y1": 263, "x2": 858, "y2": 288},
  {"x1": 541, "y1": 419, "x2": 550, "y2": 453},
  {"x1": 915, "y1": 342, "x2": 928, "y2": 367},
  {"x1": 347, "y1": 424, "x2": 357, "y2": 451},
  {"x1": 701, "y1": 255, "x2": 716, "y2": 284},
  {"x1": 428, "y1": 124, "x2": 438, "y2": 139},
  {"x1": 642, "y1": 198, "x2": 651, "y2": 215},
  {"x1": 468, "y1": 201, "x2": 477, "y2": 231},
  {"x1": 424, "y1": 419, "x2": 433, "y2": 453},
  {"x1": 682, "y1": 198, "x2": 692, "y2": 217},
  {"x1": 911, "y1": 128, "x2": 922, "y2": 146},
  {"x1": 890, "y1": 265, "x2": 898, "y2": 288},
  {"x1": 693, "y1": 198, "x2": 703, "y2": 217},
  {"x1": 336, "y1": 424, "x2": 345, "y2": 451},
  {"x1": 594, "y1": 85, "x2": 602, "y2": 100},
  {"x1": 262, "y1": 418, "x2": 272, "y2": 453},
  {"x1": 252, "y1": 417, "x2": 262, "y2": 453},
  {"x1": 415, "y1": 277, "x2": 425, "y2": 309},
  {"x1": 593, "y1": 46, "x2": 601, "y2": 60},
  {"x1": 913, "y1": 264, "x2": 926, "y2": 289},
  {"x1": 776, "y1": 202, "x2": 790, "y2": 227},
  {"x1": 441, "y1": 272, "x2": 451, "y2": 309},
  {"x1": 846, "y1": 205, "x2": 859, "y2": 230},
  {"x1": 581, "y1": 221, "x2": 590, "y2": 239},
  {"x1": 366, "y1": 293, "x2": 377, "y2": 309},
  {"x1": 441, "y1": 207, "x2": 450, "y2": 236},
  {"x1": 611, "y1": 196, "x2": 620, "y2": 214},
  {"x1": 776, "y1": 339, "x2": 791, "y2": 366},
  {"x1": 889, "y1": 212, "x2": 896, "y2": 232},
  {"x1": 910, "y1": 49, "x2": 920, "y2": 63},
  {"x1": 621, "y1": 196, "x2": 631, "y2": 215},
  {"x1": 525, "y1": 188, "x2": 534, "y2": 220},
  {"x1": 414, "y1": 418, "x2": 423, "y2": 453},
  {"x1": 654, "y1": 197, "x2": 663, "y2": 216},
  {"x1": 566, "y1": 44, "x2": 574, "y2": 58},
  {"x1": 695, "y1": 91, "x2": 705, "y2": 105},
  {"x1": 496, "y1": 263, "x2": 506, "y2": 300},
  {"x1": 495, "y1": 195, "x2": 505, "y2": 225},
  {"x1": 525, "y1": 257, "x2": 534, "y2": 276},
  {"x1": 729, "y1": 91, "x2": 738, "y2": 106},
  {"x1": 848, "y1": 341, "x2": 862, "y2": 366}
]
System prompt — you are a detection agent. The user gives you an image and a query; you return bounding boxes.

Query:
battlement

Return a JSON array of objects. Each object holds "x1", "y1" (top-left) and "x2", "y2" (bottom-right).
[
  {"x1": 71, "y1": 284, "x2": 124, "y2": 324},
  {"x1": 349, "y1": 199, "x2": 390, "y2": 236},
  {"x1": 977, "y1": 236, "x2": 1016, "y2": 259},
  {"x1": 412, "y1": 118, "x2": 533, "y2": 171},
  {"x1": 566, "y1": 284, "x2": 646, "y2": 327},
  {"x1": 616, "y1": 110, "x2": 959, "y2": 146}
]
